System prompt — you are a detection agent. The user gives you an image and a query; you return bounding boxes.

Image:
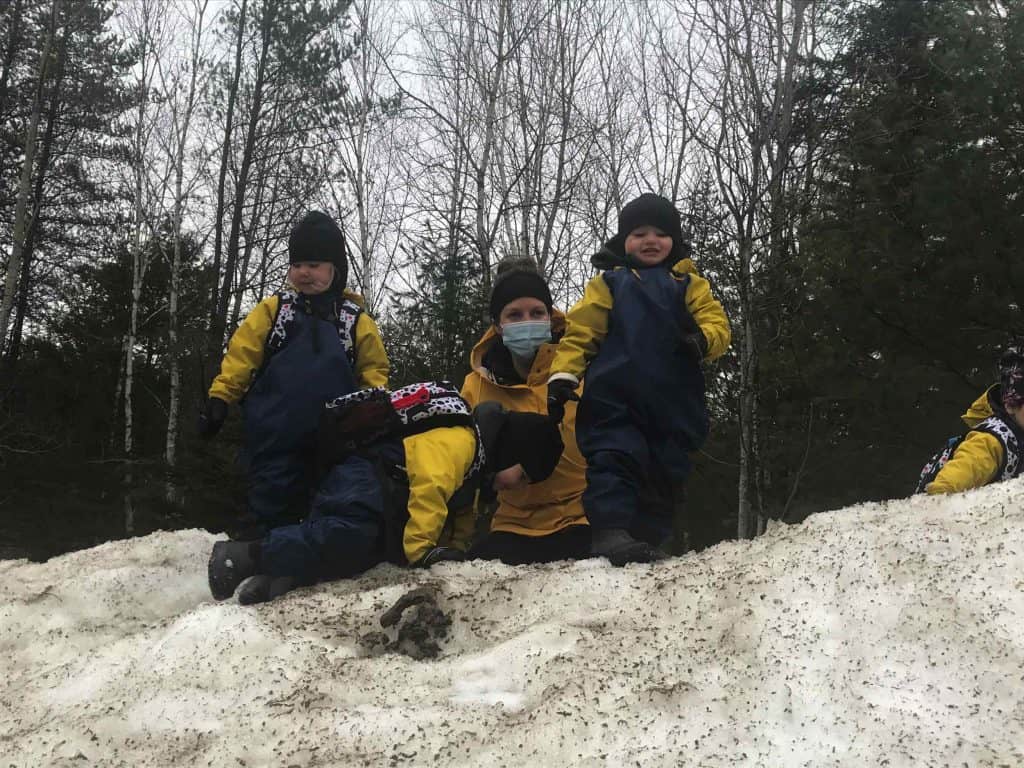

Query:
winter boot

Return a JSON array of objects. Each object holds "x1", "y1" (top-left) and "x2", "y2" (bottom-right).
[
  {"x1": 208, "y1": 540, "x2": 260, "y2": 600},
  {"x1": 590, "y1": 528, "x2": 668, "y2": 567},
  {"x1": 238, "y1": 575, "x2": 297, "y2": 606}
]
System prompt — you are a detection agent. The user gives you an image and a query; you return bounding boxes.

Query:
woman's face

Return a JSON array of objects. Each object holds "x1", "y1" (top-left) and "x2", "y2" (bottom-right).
[
  {"x1": 496, "y1": 297, "x2": 550, "y2": 333},
  {"x1": 288, "y1": 261, "x2": 335, "y2": 294}
]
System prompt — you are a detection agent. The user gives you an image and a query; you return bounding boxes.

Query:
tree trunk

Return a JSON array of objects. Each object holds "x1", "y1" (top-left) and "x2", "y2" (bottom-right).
[
  {"x1": 6, "y1": 17, "x2": 67, "y2": 369},
  {"x1": 209, "y1": 0, "x2": 248, "y2": 349},
  {"x1": 0, "y1": 0, "x2": 59, "y2": 359},
  {"x1": 123, "y1": 0, "x2": 158, "y2": 460},
  {"x1": 736, "y1": 252, "x2": 758, "y2": 540},
  {"x1": 165, "y1": 0, "x2": 209, "y2": 490},
  {"x1": 213, "y1": 2, "x2": 272, "y2": 350},
  {"x1": 473, "y1": 0, "x2": 509, "y2": 288}
]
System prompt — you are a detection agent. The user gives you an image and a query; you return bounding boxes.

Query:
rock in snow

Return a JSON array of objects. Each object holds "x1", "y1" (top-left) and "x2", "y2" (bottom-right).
[{"x1": 2, "y1": 480, "x2": 1023, "y2": 766}]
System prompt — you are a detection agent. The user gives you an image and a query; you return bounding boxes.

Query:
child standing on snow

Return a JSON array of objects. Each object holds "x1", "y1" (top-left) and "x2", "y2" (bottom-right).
[
  {"x1": 207, "y1": 383, "x2": 565, "y2": 605},
  {"x1": 917, "y1": 347, "x2": 1024, "y2": 494},
  {"x1": 546, "y1": 193, "x2": 731, "y2": 566},
  {"x1": 198, "y1": 211, "x2": 389, "y2": 535}
]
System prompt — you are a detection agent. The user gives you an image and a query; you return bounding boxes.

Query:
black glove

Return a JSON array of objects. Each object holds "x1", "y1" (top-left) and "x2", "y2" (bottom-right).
[
  {"x1": 415, "y1": 546, "x2": 466, "y2": 568},
  {"x1": 197, "y1": 397, "x2": 228, "y2": 439},
  {"x1": 546, "y1": 379, "x2": 579, "y2": 423},
  {"x1": 676, "y1": 301, "x2": 707, "y2": 364},
  {"x1": 682, "y1": 330, "x2": 708, "y2": 365}
]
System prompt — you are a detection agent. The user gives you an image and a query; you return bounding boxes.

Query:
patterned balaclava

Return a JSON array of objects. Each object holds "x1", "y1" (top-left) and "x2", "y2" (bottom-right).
[{"x1": 999, "y1": 346, "x2": 1024, "y2": 411}]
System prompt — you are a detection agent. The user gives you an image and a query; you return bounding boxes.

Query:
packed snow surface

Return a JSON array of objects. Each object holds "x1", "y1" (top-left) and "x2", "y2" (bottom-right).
[{"x1": 3, "y1": 480, "x2": 1024, "y2": 767}]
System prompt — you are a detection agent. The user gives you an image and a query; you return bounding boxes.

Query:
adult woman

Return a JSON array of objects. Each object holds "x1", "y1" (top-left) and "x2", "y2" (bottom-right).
[{"x1": 461, "y1": 257, "x2": 589, "y2": 564}]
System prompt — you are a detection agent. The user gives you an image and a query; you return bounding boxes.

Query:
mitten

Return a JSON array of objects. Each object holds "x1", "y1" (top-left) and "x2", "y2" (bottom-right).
[
  {"x1": 415, "y1": 546, "x2": 466, "y2": 568},
  {"x1": 197, "y1": 397, "x2": 228, "y2": 439},
  {"x1": 681, "y1": 329, "x2": 708, "y2": 364},
  {"x1": 546, "y1": 378, "x2": 579, "y2": 423}
]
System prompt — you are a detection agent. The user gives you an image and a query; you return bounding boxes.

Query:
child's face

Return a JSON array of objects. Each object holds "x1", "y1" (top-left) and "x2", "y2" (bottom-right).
[
  {"x1": 1009, "y1": 404, "x2": 1024, "y2": 430},
  {"x1": 288, "y1": 261, "x2": 335, "y2": 294},
  {"x1": 624, "y1": 226, "x2": 673, "y2": 266}
]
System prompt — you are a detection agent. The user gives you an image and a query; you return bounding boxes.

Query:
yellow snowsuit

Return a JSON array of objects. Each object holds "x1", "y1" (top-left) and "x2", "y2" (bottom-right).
[
  {"x1": 549, "y1": 258, "x2": 731, "y2": 380},
  {"x1": 461, "y1": 312, "x2": 588, "y2": 537},
  {"x1": 209, "y1": 288, "x2": 388, "y2": 403},
  {"x1": 402, "y1": 426, "x2": 478, "y2": 564}
]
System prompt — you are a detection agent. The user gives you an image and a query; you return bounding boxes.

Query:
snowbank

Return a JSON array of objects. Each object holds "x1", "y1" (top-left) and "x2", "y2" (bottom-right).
[{"x1": 2, "y1": 481, "x2": 1023, "y2": 766}]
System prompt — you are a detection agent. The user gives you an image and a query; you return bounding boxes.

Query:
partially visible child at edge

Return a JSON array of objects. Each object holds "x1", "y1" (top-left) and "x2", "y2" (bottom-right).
[
  {"x1": 546, "y1": 193, "x2": 731, "y2": 566},
  {"x1": 918, "y1": 346, "x2": 1024, "y2": 494},
  {"x1": 207, "y1": 384, "x2": 564, "y2": 605},
  {"x1": 198, "y1": 211, "x2": 389, "y2": 537}
]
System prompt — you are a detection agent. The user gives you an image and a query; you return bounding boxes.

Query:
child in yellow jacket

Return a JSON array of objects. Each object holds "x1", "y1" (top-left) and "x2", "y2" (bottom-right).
[
  {"x1": 207, "y1": 383, "x2": 564, "y2": 605},
  {"x1": 199, "y1": 211, "x2": 389, "y2": 533},
  {"x1": 918, "y1": 347, "x2": 1024, "y2": 494},
  {"x1": 547, "y1": 194, "x2": 731, "y2": 565}
]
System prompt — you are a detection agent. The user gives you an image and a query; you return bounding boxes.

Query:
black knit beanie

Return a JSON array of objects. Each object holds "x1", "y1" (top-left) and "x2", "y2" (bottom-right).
[
  {"x1": 474, "y1": 402, "x2": 563, "y2": 483},
  {"x1": 489, "y1": 257, "x2": 553, "y2": 324},
  {"x1": 593, "y1": 193, "x2": 692, "y2": 269},
  {"x1": 288, "y1": 211, "x2": 349, "y2": 289}
]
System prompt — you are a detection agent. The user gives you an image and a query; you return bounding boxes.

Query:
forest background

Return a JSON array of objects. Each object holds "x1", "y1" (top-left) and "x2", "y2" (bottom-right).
[{"x1": 2, "y1": 0, "x2": 1022, "y2": 561}]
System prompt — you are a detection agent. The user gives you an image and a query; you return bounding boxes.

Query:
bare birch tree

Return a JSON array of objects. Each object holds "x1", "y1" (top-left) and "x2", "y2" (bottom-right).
[
  {"x1": 321, "y1": 0, "x2": 406, "y2": 314},
  {"x1": 155, "y1": 0, "x2": 213, "y2": 472},
  {"x1": 693, "y1": 0, "x2": 811, "y2": 538}
]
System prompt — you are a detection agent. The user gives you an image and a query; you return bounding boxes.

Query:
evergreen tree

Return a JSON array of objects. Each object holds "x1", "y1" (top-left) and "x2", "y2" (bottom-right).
[
  {"x1": 382, "y1": 229, "x2": 487, "y2": 388},
  {"x1": 786, "y1": 0, "x2": 1024, "y2": 508},
  {"x1": 0, "y1": 0, "x2": 137, "y2": 367}
]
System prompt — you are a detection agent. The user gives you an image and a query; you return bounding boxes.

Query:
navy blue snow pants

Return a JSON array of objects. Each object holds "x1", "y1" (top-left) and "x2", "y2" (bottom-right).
[
  {"x1": 576, "y1": 266, "x2": 708, "y2": 544},
  {"x1": 241, "y1": 295, "x2": 357, "y2": 529},
  {"x1": 260, "y1": 440, "x2": 404, "y2": 584}
]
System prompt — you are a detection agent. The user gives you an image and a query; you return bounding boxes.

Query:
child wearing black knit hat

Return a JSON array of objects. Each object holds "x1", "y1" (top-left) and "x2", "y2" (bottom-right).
[
  {"x1": 918, "y1": 345, "x2": 1024, "y2": 494},
  {"x1": 199, "y1": 210, "x2": 389, "y2": 537},
  {"x1": 547, "y1": 193, "x2": 731, "y2": 566}
]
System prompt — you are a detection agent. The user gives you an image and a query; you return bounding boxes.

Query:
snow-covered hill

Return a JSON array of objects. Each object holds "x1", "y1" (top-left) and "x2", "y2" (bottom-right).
[{"x1": 2, "y1": 481, "x2": 1023, "y2": 767}]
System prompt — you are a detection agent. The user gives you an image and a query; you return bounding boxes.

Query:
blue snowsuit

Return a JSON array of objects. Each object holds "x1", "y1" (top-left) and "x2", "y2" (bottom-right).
[
  {"x1": 551, "y1": 254, "x2": 730, "y2": 546},
  {"x1": 575, "y1": 267, "x2": 708, "y2": 543},
  {"x1": 240, "y1": 292, "x2": 359, "y2": 527},
  {"x1": 261, "y1": 439, "x2": 406, "y2": 584}
]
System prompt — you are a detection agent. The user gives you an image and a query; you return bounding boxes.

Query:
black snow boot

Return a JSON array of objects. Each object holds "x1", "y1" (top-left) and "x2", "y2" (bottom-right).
[
  {"x1": 208, "y1": 540, "x2": 260, "y2": 600},
  {"x1": 238, "y1": 575, "x2": 297, "y2": 606},
  {"x1": 590, "y1": 528, "x2": 668, "y2": 567}
]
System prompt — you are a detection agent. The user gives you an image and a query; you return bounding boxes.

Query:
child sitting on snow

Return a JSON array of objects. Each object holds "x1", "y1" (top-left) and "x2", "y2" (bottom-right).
[
  {"x1": 546, "y1": 193, "x2": 731, "y2": 566},
  {"x1": 917, "y1": 346, "x2": 1024, "y2": 494},
  {"x1": 207, "y1": 382, "x2": 564, "y2": 605}
]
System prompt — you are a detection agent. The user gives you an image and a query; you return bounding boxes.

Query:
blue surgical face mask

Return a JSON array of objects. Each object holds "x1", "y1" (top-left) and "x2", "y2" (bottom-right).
[{"x1": 501, "y1": 320, "x2": 551, "y2": 359}]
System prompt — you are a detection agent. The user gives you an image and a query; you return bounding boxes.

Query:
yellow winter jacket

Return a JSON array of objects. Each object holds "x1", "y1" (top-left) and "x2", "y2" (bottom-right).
[
  {"x1": 926, "y1": 385, "x2": 1006, "y2": 494},
  {"x1": 962, "y1": 386, "x2": 996, "y2": 428},
  {"x1": 925, "y1": 430, "x2": 1005, "y2": 494},
  {"x1": 460, "y1": 312, "x2": 588, "y2": 537},
  {"x1": 208, "y1": 288, "x2": 389, "y2": 403},
  {"x1": 549, "y1": 258, "x2": 731, "y2": 380},
  {"x1": 402, "y1": 426, "x2": 478, "y2": 564}
]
